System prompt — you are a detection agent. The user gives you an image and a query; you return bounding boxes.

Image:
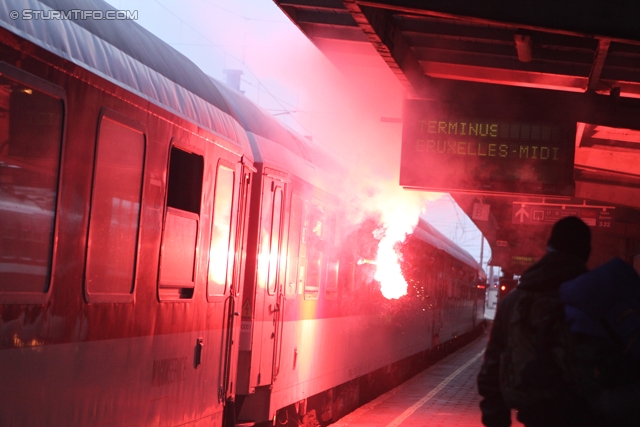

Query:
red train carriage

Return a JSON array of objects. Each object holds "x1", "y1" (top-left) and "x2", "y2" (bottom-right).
[
  {"x1": 0, "y1": 1, "x2": 252, "y2": 425},
  {"x1": 0, "y1": 1, "x2": 486, "y2": 426}
]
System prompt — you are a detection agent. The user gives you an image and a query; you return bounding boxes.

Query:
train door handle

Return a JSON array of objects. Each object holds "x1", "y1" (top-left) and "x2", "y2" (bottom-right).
[{"x1": 195, "y1": 337, "x2": 204, "y2": 368}]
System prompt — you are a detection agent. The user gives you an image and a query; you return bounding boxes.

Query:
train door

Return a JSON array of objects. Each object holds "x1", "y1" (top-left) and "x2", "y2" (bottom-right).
[
  {"x1": 272, "y1": 193, "x2": 304, "y2": 381},
  {"x1": 206, "y1": 157, "x2": 251, "y2": 407},
  {"x1": 221, "y1": 163, "x2": 252, "y2": 404},
  {"x1": 250, "y1": 176, "x2": 285, "y2": 388}
]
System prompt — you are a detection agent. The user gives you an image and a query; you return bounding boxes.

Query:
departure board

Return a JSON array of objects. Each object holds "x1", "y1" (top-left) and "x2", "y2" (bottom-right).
[{"x1": 400, "y1": 99, "x2": 575, "y2": 196}]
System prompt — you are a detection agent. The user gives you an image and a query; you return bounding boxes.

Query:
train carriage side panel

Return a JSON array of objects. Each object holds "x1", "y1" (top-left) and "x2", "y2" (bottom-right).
[
  {"x1": 0, "y1": 3, "x2": 255, "y2": 426},
  {"x1": 413, "y1": 216, "x2": 485, "y2": 348},
  {"x1": 211, "y1": 78, "x2": 354, "y2": 423}
]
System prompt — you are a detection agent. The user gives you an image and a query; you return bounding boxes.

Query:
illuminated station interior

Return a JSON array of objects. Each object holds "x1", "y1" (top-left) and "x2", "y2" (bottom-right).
[{"x1": 274, "y1": 0, "x2": 640, "y2": 277}]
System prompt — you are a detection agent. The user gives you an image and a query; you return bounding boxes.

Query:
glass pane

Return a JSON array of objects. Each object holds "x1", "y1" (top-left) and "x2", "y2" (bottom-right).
[
  {"x1": 285, "y1": 195, "x2": 303, "y2": 298},
  {"x1": 158, "y1": 147, "x2": 203, "y2": 300},
  {"x1": 325, "y1": 260, "x2": 339, "y2": 295},
  {"x1": 0, "y1": 77, "x2": 63, "y2": 293},
  {"x1": 86, "y1": 116, "x2": 144, "y2": 295},
  {"x1": 233, "y1": 172, "x2": 250, "y2": 296},
  {"x1": 267, "y1": 188, "x2": 283, "y2": 295},
  {"x1": 160, "y1": 209, "x2": 198, "y2": 283},
  {"x1": 325, "y1": 215, "x2": 339, "y2": 298},
  {"x1": 257, "y1": 184, "x2": 273, "y2": 292},
  {"x1": 208, "y1": 165, "x2": 235, "y2": 296},
  {"x1": 305, "y1": 206, "x2": 323, "y2": 299}
]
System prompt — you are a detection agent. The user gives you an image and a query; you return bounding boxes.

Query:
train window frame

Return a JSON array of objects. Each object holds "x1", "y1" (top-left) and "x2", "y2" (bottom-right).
[
  {"x1": 284, "y1": 193, "x2": 304, "y2": 300},
  {"x1": 303, "y1": 202, "x2": 324, "y2": 301},
  {"x1": 266, "y1": 184, "x2": 284, "y2": 297},
  {"x1": 232, "y1": 168, "x2": 252, "y2": 297},
  {"x1": 158, "y1": 143, "x2": 204, "y2": 301},
  {"x1": 0, "y1": 62, "x2": 66, "y2": 305},
  {"x1": 207, "y1": 158, "x2": 236, "y2": 299},
  {"x1": 84, "y1": 109, "x2": 146, "y2": 304},
  {"x1": 297, "y1": 200, "x2": 308, "y2": 297},
  {"x1": 324, "y1": 213, "x2": 338, "y2": 300}
]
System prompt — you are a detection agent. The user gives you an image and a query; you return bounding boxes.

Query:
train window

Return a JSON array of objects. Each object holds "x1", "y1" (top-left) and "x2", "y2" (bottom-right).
[
  {"x1": 304, "y1": 205, "x2": 324, "y2": 300},
  {"x1": 85, "y1": 113, "x2": 145, "y2": 302},
  {"x1": 285, "y1": 194, "x2": 304, "y2": 299},
  {"x1": 158, "y1": 146, "x2": 204, "y2": 300},
  {"x1": 297, "y1": 201, "x2": 308, "y2": 295},
  {"x1": 232, "y1": 171, "x2": 251, "y2": 297},
  {"x1": 325, "y1": 260, "x2": 339, "y2": 299},
  {"x1": 208, "y1": 162, "x2": 235, "y2": 297},
  {"x1": 166, "y1": 147, "x2": 203, "y2": 214},
  {"x1": 325, "y1": 214, "x2": 338, "y2": 300},
  {"x1": 0, "y1": 74, "x2": 63, "y2": 301},
  {"x1": 267, "y1": 186, "x2": 284, "y2": 296}
]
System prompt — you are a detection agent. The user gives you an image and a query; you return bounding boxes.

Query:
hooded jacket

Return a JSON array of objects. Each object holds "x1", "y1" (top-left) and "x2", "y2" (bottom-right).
[{"x1": 477, "y1": 250, "x2": 589, "y2": 427}]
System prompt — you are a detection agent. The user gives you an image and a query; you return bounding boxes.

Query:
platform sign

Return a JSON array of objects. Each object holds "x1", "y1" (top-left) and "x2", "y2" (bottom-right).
[
  {"x1": 511, "y1": 204, "x2": 614, "y2": 228},
  {"x1": 511, "y1": 255, "x2": 538, "y2": 270},
  {"x1": 400, "y1": 99, "x2": 575, "y2": 196},
  {"x1": 472, "y1": 203, "x2": 490, "y2": 221}
]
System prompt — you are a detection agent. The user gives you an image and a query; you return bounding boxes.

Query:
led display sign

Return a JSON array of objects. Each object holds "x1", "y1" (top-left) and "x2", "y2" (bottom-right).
[{"x1": 400, "y1": 99, "x2": 575, "y2": 196}]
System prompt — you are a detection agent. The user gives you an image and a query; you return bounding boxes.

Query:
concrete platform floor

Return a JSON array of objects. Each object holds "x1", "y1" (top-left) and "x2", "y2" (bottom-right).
[{"x1": 329, "y1": 328, "x2": 524, "y2": 427}]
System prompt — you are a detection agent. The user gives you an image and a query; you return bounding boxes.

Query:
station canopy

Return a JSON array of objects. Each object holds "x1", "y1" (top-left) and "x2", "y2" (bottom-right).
[{"x1": 274, "y1": 0, "x2": 640, "y2": 273}]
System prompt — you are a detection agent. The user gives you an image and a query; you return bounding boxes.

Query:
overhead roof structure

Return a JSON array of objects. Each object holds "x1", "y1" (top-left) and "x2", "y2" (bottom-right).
[
  {"x1": 275, "y1": 0, "x2": 640, "y2": 97},
  {"x1": 274, "y1": 0, "x2": 640, "y2": 274}
]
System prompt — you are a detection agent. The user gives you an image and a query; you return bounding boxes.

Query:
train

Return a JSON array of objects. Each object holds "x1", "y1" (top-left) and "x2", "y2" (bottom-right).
[{"x1": 0, "y1": 1, "x2": 485, "y2": 426}]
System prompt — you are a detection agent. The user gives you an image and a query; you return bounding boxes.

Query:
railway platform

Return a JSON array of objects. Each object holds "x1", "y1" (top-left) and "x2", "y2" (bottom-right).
[{"x1": 329, "y1": 325, "x2": 524, "y2": 427}]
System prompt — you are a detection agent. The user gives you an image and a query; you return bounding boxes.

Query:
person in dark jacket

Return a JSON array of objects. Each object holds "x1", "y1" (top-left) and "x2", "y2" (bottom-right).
[{"x1": 477, "y1": 216, "x2": 593, "y2": 427}]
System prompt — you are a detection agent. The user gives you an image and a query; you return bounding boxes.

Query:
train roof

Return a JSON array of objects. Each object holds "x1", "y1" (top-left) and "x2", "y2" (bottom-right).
[
  {"x1": 0, "y1": 0, "x2": 251, "y2": 155},
  {"x1": 210, "y1": 77, "x2": 347, "y2": 192},
  {"x1": 414, "y1": 215, "x2": 485, "y2": 277}
]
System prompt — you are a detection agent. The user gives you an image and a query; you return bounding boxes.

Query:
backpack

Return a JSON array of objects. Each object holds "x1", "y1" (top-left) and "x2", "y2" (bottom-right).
[
  {"x1": 499, "y1": 289, "x2": 581, "y2": 408},
  {"x1": 560, "y1": 258, "x2": 640, "y2": 423},
  {"x1": 560, "y1": 258, "x2": 640, "y2": 362}
]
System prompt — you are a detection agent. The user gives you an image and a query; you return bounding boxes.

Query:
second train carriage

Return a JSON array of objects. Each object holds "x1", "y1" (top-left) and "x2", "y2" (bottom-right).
[
  {"x1": 212, "y1": 77, "x2": 486, "y2": 425},
  {"x1": 405, "y1": 216, "x2": 486, "y2": 348},
  {"x1": 0, "y1": 1, "x2": 486, "y2": 426},
  {"x1": 210, "y1": 77, "x2": 352, "y2": 423}
]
